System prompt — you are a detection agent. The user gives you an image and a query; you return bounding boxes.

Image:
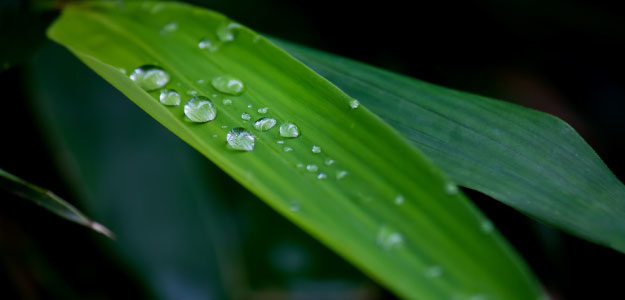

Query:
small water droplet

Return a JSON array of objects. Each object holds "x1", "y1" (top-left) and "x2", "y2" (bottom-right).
[
  {"x1": 480, "y1": 220, "x2": 494, "y2": 233},
  {"x1": 241, "y1": 113, "x2": 251, "y2": 121},
  {"x1": 445, "y1": 182, "x2": 458, "y2": 195},
  {"x1": 306, "y1": 164, "x2": 318, "y2": 172},
  {"x1": 217, "y1": 22, "x2": 242, "y2": 42},
  {"x1": 279, "y1": 123, "x2": 300, "y2": 138},
  {"x1": 129, "y1": 65, "x2": 170, "y2": 91},
  {"x1": 336, "y1": 170, "x2": 348, "y2": 180},
  {"x1": 212, "y1": 134, "x2": 218, "y2": 138},
  {"x1": 196, "y1": 79, "x2": 205, "y2": 85},
  {"x1": 257, "y1": 107, "x2": 268, "y2": 114},
  {"x1": 184, "y1": 96, "x2": 216, "y2": 123},
  {"x1": 324, "y1": 158, "x2": 335, "y2": 166},
  {"x1": 221, "y1": 125, "x2": 228, "y2": 129},
  {"x1": 253, "y1": 35, "x2": 261, "y2": 43},
  {"x1": 283, "y1": 146, "x2": 293, "y2": 152},
  {"x1": 377, "y1": 226, "x2": 403, "y2": 250},
  {"x1": 254, "y1": 117, "x2": 277, "y2": 131},
  {"x1": 317, "y1": 172, "x2": 327, "y2": 179},
  {"x1": 425, "y1": 265, "x2": 443, "y2": 278},
  {"x1": 394, "y1": 194, "x2": 405, "y2": 205},
  {"x1": 247, "y1": 104, "x2": 253, "y2": 109},
  {"x1": 161, "y1": 21, "x2": 178, "y2": 33},
  {"x1": 311, "y1": 145, "x2": 321, "y2": 153},
  {"x1": 296, "y1": 163, "x2": 304, "y2": 169},
  {"x1": 159, "y1": 89, "x2": 181, "y2": 106},
  {"x1": 277, "y1": 140, "x2": 285, "y2": 144},
  {"x1": 349, "y1": 99, "x2": 360, "y2": 109},
  {"x1": 119, "y1": 68, "x2": 127, "y2": 74},
  {"x1": 289, "y1": 200, "x2": 300, "y2": 212},
  {"x1": 226, "y1": 128, "x2": 254, "y2": 151},
  {"x1": 186, "y1": 90, "x2": 198, "y2": 96},
  {"x1": 222, "y1": 99, "x2": 232, "y2": 105},
  {"x1": 211, "y1": 75, "x2": 245, "y2": 95},
  {"x1": 198, "y1": 37, "x2": 218, "y2": 52}
]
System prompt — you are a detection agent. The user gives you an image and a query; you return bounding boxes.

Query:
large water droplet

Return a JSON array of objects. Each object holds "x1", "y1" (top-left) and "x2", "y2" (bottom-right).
[
  {"x1": 159, "y1": 89, "x2": 180, "y2": 106},
  {"x1": 198, "y1": 37, "x2": 218, "y2": 52},
  {"x1": 311, "y1": 145, "x2": 321, "y2": 154},
  {"x1": 184, "y1": 96, "x2": 216, "y2": 123},
  {"x1": 394, "y1": 194, "x2": 405, "y2": 205},
  {"x1": 279, "y1": 123, "x2": 300, "y2": 138},
  {"x1": 217, "y1": 22, "x2": 242, "y2": 42},
  {"x1": 241, "y1": 113, "x2": 251, "y2": 121},
  {"x1": 254, "y1": 117, "x2": 277, "y2": 131},
  {"x1": 306, "y1": 164, "x2": 318, "y2": 172},
  {"x1": 425, "y1": 266, "x2": 443, "y2": 278},
  {"x1": 129, "y1": 65, "x2": 170, "y2": 91},
  {"x1": 377, "y1": 226, "x2": 403, "y2": 250},
  {"x1": 227, "y1": 128, "x2": 254, "y2": 151},
  {"x1": 349, "y1": 99, "x2": 360, "y2": 109},
  {"x1": 211, "y1": 75, "x2": 245, "y2": 95}
]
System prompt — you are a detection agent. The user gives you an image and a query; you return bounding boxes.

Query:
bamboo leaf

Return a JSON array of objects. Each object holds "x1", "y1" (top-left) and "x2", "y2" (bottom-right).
[
  {"x1": 47, "y1": 2, "x2": 540, "y2": 299},
  {"x1": 276, "y1": 40, "x2": 625, "y2": 253},
  {"x1": 0, "y1": 167, "x2": 113, "y2": 238}
]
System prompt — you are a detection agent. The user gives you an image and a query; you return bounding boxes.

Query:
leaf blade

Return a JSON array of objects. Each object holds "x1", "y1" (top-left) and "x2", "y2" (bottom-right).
[
  {"x1": 275, "y1": 40, "x2": 625, "y2": 253},
  {"x1": 47, "y1": 2, "x2": 540, "y2": 298}
]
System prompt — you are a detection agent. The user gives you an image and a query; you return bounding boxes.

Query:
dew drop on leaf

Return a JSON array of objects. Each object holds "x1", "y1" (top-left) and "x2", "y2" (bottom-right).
[
  {"x1": 349, "y1": 99, "x2": 360, "y2": 109},
  {"x1": 254, "y1": 117, "x2": 277, "y2": 131},
  {"x1": 377, "y1": 226, "x2": 404, "y2": 250},
  {"x1": 257, "y1": 107, "x2": 268, "y2": 114},
  {"x1": 222, "y1": 99, "x2": 232, "y2": 105},
  {"x1": 445, "y1": 182, "x2": 458, "y2": 195},
  {"x1": 241, "y1": 113, "x2": 251, "y2": 121},
  {"x1": 306, "y1": 164, "x2": 318, "y2": 172},
  {"x1": 217, "y1": 22, "x2": 242, "y2": 42},
  {"x1": 198, "y1": 37, "x2": 218, "y2": 52},
  {"x1": 394, "y1": 194, "x2": 405, "y2": 205},
  {"x1": 311, "y1": 145, "x2": 321, "y2": 154},
  {"x1": 425, "y1": 265, "x2": 443, "y2": 278},
  {"x1": 283, "y1": 146, "x2": 293, "y2": 152},
  {"x1": 226, "y1": 128, "x2": 255, "y2": 151},
  {"x1": 211, "y1": 74, "x2": 245, "y2": 95},
  {"x1": 184, "y1": 96, "x2": 216, "y2": 123},
  {"x1": 161, "y1": 21, "x2": 178, "y2": 33},
  {"x1": 129, "y1": 65, "x2": 170, "y2": 91},
  {"x1": 317, "y1": 172, "x2": 327, "y2": 180},
  {"x1": 159, "y1": 89, "x2": 180, "y2": 106},
  {"x1": 279, "y1": 123, "x2": 300, "y2": 138},
  {"x1": 324, "y1": 158, "x2": 335, "y2": 166},
  {"x1": 480, "y1": 220, "x2": 494, "y2": 234},
  {"x1": 336, "y1": 170, "x2": 348, "y2": 180}
]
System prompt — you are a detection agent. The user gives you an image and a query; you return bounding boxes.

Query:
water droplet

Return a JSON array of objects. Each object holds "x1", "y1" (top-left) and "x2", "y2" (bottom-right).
[
  {"x1": 425, "y1": 265, "x2": 443, "y2": 278},
  {"x1": 289, "y1": 200, "x2": 300, "y2": 212},
  {"x1": 277, "y1": 140, "x2": 285, "y2": 144},
  {"x1": 306, "y1": 164, "x2": 318, "y2": 172},
  {"x1": 241, "y1": 113, "x2": 251, "y2": 121},
  {"x1": 161, "y1": 21, "x2": 178, "y2": 33},
  {"x1": 324, "y1": 158, "x2": 335, "y2": 166},
  {"x1": 254, "y1": 117, "x2": 277, "y2": 131},
  {"x1": 212, "y1": 134, "x2": 218, "y2": 138},
  {"x1": 184, "y1": 96, "x2": 216, "y2": 123},
  {"x1": 247, "y1": 104, "x2": 253, "y2": 109},
  {"x1": 480, "y1": 220, "x2": 494, "y2": 233},
  {"x1": 253, "y1": 35, "x2": 261, "y2": 43},
  {"x1": 317, "y1": 172, "x2": 327, "y2": 179},
  {"x1": 445, "y1": 182, "x2": 458, "y2": 195},
  {"x1": 296, "y1": 163, "x2": 304, "y2": 169},
  {"x1": 119, "y1": 68, "x2": 127, "y2": 74},
  {"x1": 279, "y1": 123, "x2": 300, "y2": 138},
  {"x1": 336, "y1": 170, "x2": 348, "y2": 180},
  {"x1": 257, "y1": 107, "x2": 268, "y2": 114},
  {"x1": 217, "y1": 22, "x2": 242, "y2": 42},
  {"x1": 226, "y1": 128, "x2": 254, "y2": 151},
  {"x1": 159, "y1": 89, "x2": 181, "y2": 106},
  {"x1": 311, "y1": 145, "x2": 321, "y2": 153},
  {"x1": 222, "y1": 99, "x2": 232, "y2": 105},
  {"x1": 394, "y1": 194, "x2": 405, "y2": 205},
  {"x1": 221, "y1": 125, "x2": 228, "y2": 129},
  {"x1": 283, "y1": 146, "x2": 293, "y2": 152},
  {"x1": 349, "y1": 99, "x2": 360, "y2": 109},
  {"x1": 186, "y1": 90, "x2": 198, "y2": 96},
  {"x1": 129, "y1": 65, "x2": 170, "y2": 91},
  {"x1": 197, "y1": 79, "x2": 205, "y2": 84},
  {"x1": 377, "y1": 226, "x2": 403, "y2": 250},
  {"x1": 211, "y1": 75, "x2": 245, "y2": 95},
  {"x1": 198, "y1": 37, "x2": 218, "y2": 52}
]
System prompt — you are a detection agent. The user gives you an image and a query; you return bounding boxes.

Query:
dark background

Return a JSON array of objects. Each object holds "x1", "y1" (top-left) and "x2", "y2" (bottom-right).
[{"x1": 1, "y1": 0, "x2": 624, "y2": 299}]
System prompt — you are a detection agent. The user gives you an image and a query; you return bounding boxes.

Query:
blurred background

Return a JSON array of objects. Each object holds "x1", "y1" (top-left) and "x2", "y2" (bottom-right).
[{"x1": 1, "y1": 0, "x2": 624, "y2": 299}]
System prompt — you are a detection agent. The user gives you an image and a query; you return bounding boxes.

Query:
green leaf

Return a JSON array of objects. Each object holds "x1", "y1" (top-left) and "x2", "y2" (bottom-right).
[
  {"x1": 0, "y1": 167, "x2": 113, "y2": 238},
  {"x1": 275, "y1": 40, "x2": 625, "y2": 253},
  {"x1": 47, "y1": 2, "x2": 540, "y2": 299}
]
